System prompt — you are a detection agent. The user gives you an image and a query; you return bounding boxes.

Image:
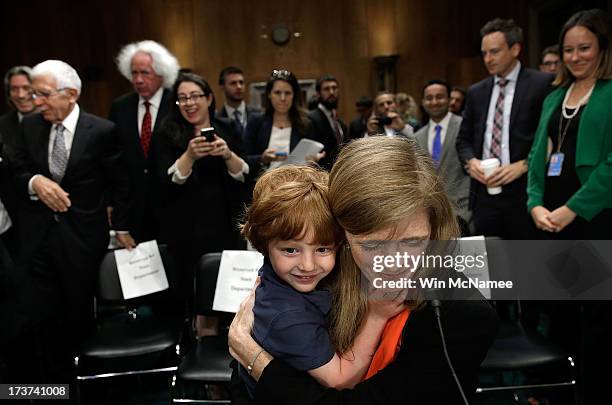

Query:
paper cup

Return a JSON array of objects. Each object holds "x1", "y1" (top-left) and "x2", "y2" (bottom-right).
[{"x1": 480, "y1": 158, "x2": 502, "y2": 195}]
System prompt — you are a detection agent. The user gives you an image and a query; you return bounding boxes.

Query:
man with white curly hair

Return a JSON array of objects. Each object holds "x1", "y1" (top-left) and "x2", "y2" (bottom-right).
[
  {"x1": 109, "y1": 40, "x2": 179, "y2": 242},
  {"x1": 11, "y1": 59, "x2": 133, "y2": 382}
]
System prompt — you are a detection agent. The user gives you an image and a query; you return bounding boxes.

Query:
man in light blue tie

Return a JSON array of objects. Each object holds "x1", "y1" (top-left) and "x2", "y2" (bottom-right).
[{"x1": 414, "y1": 79, "x2": 471, "y2": 234}]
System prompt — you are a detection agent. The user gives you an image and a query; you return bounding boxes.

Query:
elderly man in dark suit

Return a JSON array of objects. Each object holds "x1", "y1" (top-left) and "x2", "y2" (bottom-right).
[
  {"x1": 217, "y1": 66, "x2": 261, "y2": 141},
  {"x1": 456, "y1": 18, "x2": 552, "y2": 239},
  {"x1": 308, "y1": 75, "x2": 348, "y2": 170},
  {"x1": 12, "y1": 60, "x2": 133, "y2": 382},
  {"x1": 108, "y1": 40, "x2": 179, "y2": 243},
  {"x1": 415, "y1": 80, "x2": 471, "y2": 234}
]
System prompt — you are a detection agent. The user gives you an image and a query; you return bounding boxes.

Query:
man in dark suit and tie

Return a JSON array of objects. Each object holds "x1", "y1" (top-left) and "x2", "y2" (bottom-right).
[
  {"x1": 456, "y1": 18, "x2": 552, "y2": 239},
  {"x1": 217, "y1": 66, "x2": 261, "y2": 141},
  {"x1": 0, "y1": 66, "x2": 36, "y2": 259},
  {"x1": 12, "y1": 60, "x2": 133, "y2": 382},
  {"x1": 108, "y1": 40, "x2": 179, "y2": 243},
  {"x1": 308, "y1": 75, "x2": 348, "y2": 170},
  {"x1": 0, "y1": 66, "x2": 35, "y2": 150},
  {"x1": 415, "y1": 80, "x2": 471, "y2": 234}
]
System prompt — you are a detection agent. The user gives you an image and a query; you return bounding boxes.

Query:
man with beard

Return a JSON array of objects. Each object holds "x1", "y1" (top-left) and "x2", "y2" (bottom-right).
[
  {"x1": 308, "y1": 75, "x2": 347, "y2": 169},
  {"x1": 414, "y1": 80, "x2": 471, "y2": 234},
  {"x1": 449, "y1": 86, "x2": 466, "y2": 116},
  {"x1": 217, "y1": 66, "x2": 261, "y2": 141}
]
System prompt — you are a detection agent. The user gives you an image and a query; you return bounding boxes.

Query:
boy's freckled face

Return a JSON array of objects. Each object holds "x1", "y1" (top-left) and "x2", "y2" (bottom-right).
[{"x1": 267, "y1": 230, "x2": 336, "y2": 293}]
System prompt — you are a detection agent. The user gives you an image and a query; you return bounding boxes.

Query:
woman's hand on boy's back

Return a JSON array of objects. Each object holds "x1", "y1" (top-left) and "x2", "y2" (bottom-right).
[{"x1": 228, "y1": 277, "x2": 274, "y2": 381}]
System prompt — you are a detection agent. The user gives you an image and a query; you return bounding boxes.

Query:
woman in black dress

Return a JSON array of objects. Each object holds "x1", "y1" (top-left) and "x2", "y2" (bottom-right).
[{"x1": 153, "y1": 73, "x2": 248, "y2": 308}]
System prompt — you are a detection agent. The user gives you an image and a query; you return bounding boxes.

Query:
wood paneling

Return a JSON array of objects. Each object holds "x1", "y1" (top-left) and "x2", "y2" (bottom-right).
[{"x1": 0, "y1": 0, "x2": 530, "y2": 121}]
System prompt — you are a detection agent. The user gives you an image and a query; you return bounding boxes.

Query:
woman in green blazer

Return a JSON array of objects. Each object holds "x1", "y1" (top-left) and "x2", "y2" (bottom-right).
[
  {"x1": 527, "y1": 9, "x2": 612, "y2": 239},
  {"x1": 528, "y1": 11, "x2": 612, "y2": 405}
]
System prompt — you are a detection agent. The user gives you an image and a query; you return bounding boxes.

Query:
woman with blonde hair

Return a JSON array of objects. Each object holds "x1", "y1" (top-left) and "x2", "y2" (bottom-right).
[
  {"x1": 230, "y1": 136, "x2": 498, "y2": 404},
  {"x1": 396, "y1": 92, "x2": 421, "y2": 129}
]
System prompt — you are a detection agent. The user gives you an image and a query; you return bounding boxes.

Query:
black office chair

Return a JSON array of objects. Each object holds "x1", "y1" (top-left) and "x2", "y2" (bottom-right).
[
  {"x1": 74, "y1": 245, "x2": 186, "y2": 404},
  {"x1": 171, "y1": 252, "x2": 233, "y2": 404},
  {"x1": 475, "y1": 237, "x2": 578, "y2": 403}
]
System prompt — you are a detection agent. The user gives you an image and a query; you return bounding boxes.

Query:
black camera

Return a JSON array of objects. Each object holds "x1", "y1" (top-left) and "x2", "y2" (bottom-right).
[{"x1": 378, "y1": 116, "x2": 393, "y2": 126}]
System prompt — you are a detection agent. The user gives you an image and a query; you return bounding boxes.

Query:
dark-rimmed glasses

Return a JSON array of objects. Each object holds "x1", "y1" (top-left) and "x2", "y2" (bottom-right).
[{"x1": 176, "y1": 93, "x2": 206, "y2": 106}]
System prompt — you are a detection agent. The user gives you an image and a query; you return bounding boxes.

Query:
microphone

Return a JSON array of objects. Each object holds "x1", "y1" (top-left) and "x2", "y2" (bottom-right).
[{"x1": 427, "y1": 291, "x2": 469, "y2": 405}]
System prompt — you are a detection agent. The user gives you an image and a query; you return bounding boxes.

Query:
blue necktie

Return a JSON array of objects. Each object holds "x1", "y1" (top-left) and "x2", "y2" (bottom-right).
[{"x1": 432, "y1": 124, "x2": 442, "y2": 164}]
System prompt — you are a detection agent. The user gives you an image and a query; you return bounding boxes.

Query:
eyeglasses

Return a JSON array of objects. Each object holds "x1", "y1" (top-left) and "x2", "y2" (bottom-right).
[
  {"x1": 542, "y1": 61, "x2": 560, "y2": 67},
  {"x1": 32, "y1": 88, "x2": 68, "y2": 100},
  {"x1": 176, "y1": 93, "x2": 206, "y2": 105},
  {"x1": 270, "y1": 69, "x2": 292, "y2": 80}
]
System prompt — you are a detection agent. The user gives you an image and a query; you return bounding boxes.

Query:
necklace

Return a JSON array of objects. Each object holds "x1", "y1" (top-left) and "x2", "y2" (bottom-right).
[
  {"x1": 557, "y1": 105, "x2": 581, "y2": 153},
  {"x1": 562, "y1": 81, "x2": 594, "y2": 119}
]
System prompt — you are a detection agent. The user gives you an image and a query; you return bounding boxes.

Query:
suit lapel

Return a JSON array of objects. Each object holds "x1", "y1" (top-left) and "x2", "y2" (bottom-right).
[
  {"x1": 439, "y1": 116, "x2": 459, "y2": 165},
  {"x1": 259, "y1": 116, "x2": 273, "y2": 151},
  {"x1": 510, "y1": 67, "x2": 527, "y2": 130},
  {"x1": 317, "y1": 108, "x2": 335, "y2": 141},
  {"x1": 125, "y1": 94, "x2": 143, "y2": 162},
  {"x1": 415, "y1": 124, "x2": 429, "y2": 152},
  {"x1": 219, "y1": 106, "x2": 228, "y2": 118},
  {"x1": 478, "y1": 77, "x2": 494, "y2": 141},
  {"x1": 290, "y1": 126, "x2": 302, "y2": 150},
  {"x1": 34, "y1": 117, "x2": 52, "y2": 176},
  {"x1": 65, "y1": 111, "x2": 91, "y2": 177},
  {"x1": 156, "y1": 89, "x2": 173, "y2": 130}
]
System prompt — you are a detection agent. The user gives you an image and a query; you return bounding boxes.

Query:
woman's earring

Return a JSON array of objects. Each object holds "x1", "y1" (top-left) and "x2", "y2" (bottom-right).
[{"x1": 344, "y1": 243, "x2": 351, "y2": 250}]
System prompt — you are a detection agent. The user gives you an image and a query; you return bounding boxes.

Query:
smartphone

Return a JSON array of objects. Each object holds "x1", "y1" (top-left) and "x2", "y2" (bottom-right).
[
  {"x1": 275, "y1": 151, "x2": 288, "y2": 157},
  {"x1": 199, "y1": 127, "x2": 215, "y2": 142}
]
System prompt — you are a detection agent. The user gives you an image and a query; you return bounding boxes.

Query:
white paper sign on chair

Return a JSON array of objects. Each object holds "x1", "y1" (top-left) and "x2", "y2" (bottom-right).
[
  {"x1": 213, "y1": 250, "x2": 263, "y2": 313},
  {"x1": 114, "y1": 240, "x2": 169, "y2": 299}
]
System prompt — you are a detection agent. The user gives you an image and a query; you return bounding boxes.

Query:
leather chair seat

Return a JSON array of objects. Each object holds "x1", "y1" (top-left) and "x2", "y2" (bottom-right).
[
  {"x1": 480, "y1": 321, "x2": 567, "y2": 370},
  {"x1": 177, "y1": 336, "x2": 232, "y2": 382},
  {"x1": 81, "y1": 318, "x2": 183, "y2": 359}
]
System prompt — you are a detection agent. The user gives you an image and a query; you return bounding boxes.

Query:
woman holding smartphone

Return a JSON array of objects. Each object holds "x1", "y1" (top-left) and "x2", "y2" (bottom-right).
[
  {"x1": 153, "y1": 72, "x2": 248, "y2": 312},
  {"x1": 244, "y1": 69, "x2": 315, "y2": 175}
]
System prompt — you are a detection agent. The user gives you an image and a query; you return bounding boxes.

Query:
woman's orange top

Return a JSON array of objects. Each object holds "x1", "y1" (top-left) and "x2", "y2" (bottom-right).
[{"x1": 364, "y1": 309, "x2": 410, "y2": 380}]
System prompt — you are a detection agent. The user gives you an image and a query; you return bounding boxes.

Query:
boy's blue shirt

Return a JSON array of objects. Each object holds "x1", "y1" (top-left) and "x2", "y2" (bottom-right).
[{"x1": 240, "y1": 257, "x2": 335, "y2": 395}]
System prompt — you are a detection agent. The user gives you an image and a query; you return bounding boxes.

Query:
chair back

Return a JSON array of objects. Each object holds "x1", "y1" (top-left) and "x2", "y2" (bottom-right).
[
  {"x1": 97, "y1": 244, "x2": 177, "y2": 304},
  {"x1": 195, "y1": 252, "x2": 223, "y2": 315}
]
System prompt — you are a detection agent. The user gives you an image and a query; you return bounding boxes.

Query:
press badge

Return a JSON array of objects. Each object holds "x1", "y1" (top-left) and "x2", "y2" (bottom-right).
[{"x1": 547, "y1": 152, "x2": 564, "y2": 176}]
